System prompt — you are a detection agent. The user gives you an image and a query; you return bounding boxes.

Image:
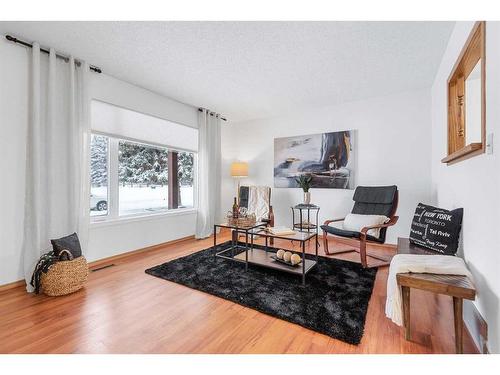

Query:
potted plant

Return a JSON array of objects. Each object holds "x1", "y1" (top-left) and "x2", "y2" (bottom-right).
[{"x1": 295, "y1": 174, "x2": 313, "y2": 205}]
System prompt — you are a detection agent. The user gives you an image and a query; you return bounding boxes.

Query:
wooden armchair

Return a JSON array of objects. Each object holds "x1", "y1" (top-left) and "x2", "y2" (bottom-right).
[{"x1": 321, "y1": 185, "x2": 399, "y2": 268}]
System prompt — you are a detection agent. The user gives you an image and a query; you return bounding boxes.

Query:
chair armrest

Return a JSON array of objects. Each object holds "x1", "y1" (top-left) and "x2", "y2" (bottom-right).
[
  {"x1": 323, "y1": 218, "x2": 345, "y2": 226},
  {"x1": 360, "y1": 216, "x2": 399, "y2": 234}
]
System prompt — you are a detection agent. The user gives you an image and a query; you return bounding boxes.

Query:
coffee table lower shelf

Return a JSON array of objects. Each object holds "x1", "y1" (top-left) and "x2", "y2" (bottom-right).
[{"x1": 233, "y1": 248, "x2": 317, "y2": 284}]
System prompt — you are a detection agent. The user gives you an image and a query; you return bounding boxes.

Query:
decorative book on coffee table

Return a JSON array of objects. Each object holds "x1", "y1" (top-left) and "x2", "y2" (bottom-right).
[{"x1": 266, "y1": 226, "x2": 295, "y2": 236}]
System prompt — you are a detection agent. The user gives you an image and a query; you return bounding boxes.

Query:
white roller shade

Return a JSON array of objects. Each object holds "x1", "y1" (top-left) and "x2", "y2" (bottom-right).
[{"x1": 91, "y1": 100, "x2": 198, "y2": 152}]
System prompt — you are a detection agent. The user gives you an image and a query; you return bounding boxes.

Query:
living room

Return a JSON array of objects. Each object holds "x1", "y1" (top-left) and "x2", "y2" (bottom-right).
[{"x1": 1, "y1": 1, "x2": 499, "y2": 372}]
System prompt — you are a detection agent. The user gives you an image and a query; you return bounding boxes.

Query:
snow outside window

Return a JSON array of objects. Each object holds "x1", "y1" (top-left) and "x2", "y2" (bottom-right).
[
  {"x1": 90, "y1": 134, "x2": 109, "y2": 217},
  {"x1": 90, "y1": 135, "x2": 196, "y2": 221},
  {"x1": 118, "y1": 140, "x2": 169, "y2": 216}
]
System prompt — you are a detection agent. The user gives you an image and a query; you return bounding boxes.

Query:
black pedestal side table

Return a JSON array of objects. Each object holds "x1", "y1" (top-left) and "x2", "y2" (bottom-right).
[{"x1": 291, "y1": 204, "x2": 320, "y2": 251}]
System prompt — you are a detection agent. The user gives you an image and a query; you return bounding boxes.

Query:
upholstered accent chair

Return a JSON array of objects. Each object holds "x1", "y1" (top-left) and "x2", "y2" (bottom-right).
[
  {"x1": 236, "y1": 185, "x2": 275, "y2": 243},
  {"x1": 321, "y1": 185, "x2": 399, "y2": 268}
]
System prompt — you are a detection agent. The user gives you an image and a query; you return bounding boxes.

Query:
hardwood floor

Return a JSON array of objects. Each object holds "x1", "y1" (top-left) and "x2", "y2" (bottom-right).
[{"x1": 0, "y1": 233, "x2": 477, "y2": 354}]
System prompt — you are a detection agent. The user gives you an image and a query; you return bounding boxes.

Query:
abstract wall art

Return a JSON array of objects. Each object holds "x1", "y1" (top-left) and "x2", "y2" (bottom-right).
[{"x1": 274, "y1": 130, "x2": 355, "y2": 189}]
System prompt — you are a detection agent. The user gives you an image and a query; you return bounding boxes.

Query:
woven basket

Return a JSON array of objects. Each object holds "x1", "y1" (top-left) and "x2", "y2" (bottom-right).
[
  {"x1": 40, "y1": 256, "x2": 89, "y2": 296},
  {"x1": 227, "y1": 216, "x2": 256, "y2": 227}
]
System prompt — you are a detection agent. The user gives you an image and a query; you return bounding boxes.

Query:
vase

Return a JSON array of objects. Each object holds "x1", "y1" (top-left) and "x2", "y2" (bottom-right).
[{"x1": 303, "y1": 191, "x2": 311, "y2": 205}]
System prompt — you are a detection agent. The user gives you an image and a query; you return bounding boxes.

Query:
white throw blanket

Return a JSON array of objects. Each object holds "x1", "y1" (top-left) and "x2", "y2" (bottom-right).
[
  {"x1": 248, "y1": 186, "x2": 270, "y2": 222},
  {"x1": 385, "y1": 254, "x2": 473, "y2": 326}
]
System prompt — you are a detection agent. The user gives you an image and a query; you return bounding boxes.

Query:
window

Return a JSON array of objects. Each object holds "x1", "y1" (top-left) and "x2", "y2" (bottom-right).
[
  {"x1": 90, "y1": 134, "x2": 109, "y2": 217},
  {"x1": 178, "y1": 151, "x2": 194, "y2": 208},
  {"x1": 118, "y1": 140, "x2": 169, "y2": 216},
  {"x1": 89, "y1": 100, "x2": 198, "y2": 221},
  {"x1": 90, "y1": 134, "x2": 196, "y2": 220}
]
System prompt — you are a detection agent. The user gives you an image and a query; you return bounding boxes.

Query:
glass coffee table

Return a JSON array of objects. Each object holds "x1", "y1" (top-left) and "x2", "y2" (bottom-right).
[
  {"x1": 213, "y1": 221, "x2": 267, "y2": 261},
  {"x1": 235, "y1": 229, "x2": 318, "y2": 286},
  {"x1": 213, "y1": 223, "x2": 318, "y2": 285}
]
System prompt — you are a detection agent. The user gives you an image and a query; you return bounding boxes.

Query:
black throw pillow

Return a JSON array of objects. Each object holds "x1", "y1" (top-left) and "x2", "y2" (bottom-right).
[
  {"x1": 409, "y1": 203, "x2": 463, "y2": 255},
  {"x1": 51, "y1": 232, "x2": 82, "y2": 258}
]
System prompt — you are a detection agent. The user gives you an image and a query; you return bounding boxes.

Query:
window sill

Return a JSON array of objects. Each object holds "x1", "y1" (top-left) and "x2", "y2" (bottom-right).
[
  {"x1": 441, "y1": 143, "x2": 484, "y2": 165},
  {"x1": 90, "y1": 208, "x2": 197, "y2": 228}
]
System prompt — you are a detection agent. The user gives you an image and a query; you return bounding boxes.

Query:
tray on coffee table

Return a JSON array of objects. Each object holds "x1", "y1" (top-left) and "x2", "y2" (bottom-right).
[{"x1": 270, "y1": 254, "x2": 302, "y2": 267}]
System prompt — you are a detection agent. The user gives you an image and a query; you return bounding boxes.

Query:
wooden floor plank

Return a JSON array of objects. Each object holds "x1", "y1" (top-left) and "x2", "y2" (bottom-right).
[{"x1": 0, "y1": 234, "x2": 477, "y2": 354}]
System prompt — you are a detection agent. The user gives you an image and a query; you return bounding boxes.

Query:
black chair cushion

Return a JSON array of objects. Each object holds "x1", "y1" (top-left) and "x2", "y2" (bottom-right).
[
  {"x1": 320, "y1": 224, "x2": 384, "y2": 243},
  {"x1": 353, "y1": 185, "x2": 397, "y2": 204},
  {"x1": 239, "y1": 186, "x2": 250, "y2": 209},
  {"x1": 352, "y1": 185, "x2": 397, "y2": 217}
]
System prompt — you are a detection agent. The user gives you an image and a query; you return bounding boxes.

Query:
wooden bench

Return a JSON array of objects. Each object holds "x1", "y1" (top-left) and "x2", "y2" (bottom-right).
[{"x1": 396, "y1": 238, "x2": 476, "y2": 354}]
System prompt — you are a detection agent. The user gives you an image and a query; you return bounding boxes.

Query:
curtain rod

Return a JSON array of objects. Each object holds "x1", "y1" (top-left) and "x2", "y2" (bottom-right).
[
  {"x1": 5, "y1": 35, "x2": 230, "y2": 120},
  {"x1": 198, "y1": 107, "x2": 227, "y2": 122},
  {"x1": 5, "y1": 35, "x2": 102, "y2": 74}
]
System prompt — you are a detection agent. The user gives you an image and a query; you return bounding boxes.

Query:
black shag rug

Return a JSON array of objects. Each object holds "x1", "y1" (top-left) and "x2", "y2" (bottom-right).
[{"x1": 145, "y1": 241, "x2": 377, "y2": 345}]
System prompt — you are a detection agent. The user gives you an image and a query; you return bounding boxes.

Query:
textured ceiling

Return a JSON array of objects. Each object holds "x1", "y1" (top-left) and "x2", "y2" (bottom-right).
[{"x1": 0, "y1": 21, "x2": 454, "y2": 122}]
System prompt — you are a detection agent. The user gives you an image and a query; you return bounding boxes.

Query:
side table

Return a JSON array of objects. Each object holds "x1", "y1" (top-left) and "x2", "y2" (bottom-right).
[
  {"x1": 397, "y1": 272, "x2": 475, "y2": 354},
  {"x1": 396, "y1": 237, "x2": 476, "y2": 354},
  {"x1": 213, "y1": 222, "x2": 266, "y2": 260},
  {"x1": 291, "y1": 204, "x2": 320, "y2": 250}
]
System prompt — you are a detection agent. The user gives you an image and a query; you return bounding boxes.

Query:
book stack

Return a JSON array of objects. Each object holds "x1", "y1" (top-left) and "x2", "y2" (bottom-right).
[{"x1": 267, "y1": 226, "x2": 295, "y2": 236}]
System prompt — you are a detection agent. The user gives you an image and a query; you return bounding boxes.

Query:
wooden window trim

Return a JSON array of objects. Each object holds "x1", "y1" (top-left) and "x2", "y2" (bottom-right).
[{"x1": 442, "y1": 21, "x2": 486, "y2": 165}]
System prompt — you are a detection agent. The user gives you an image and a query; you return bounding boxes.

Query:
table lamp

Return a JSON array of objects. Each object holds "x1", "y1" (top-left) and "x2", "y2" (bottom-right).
[{"x1": 230, "y1": 161, "x2": 248, "y2": 204}]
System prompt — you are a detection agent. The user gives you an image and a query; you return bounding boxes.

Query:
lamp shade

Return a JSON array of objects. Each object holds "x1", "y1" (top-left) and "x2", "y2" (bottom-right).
[{"x1": 230, "y1": 162, "x2": 248, "y2": 177}]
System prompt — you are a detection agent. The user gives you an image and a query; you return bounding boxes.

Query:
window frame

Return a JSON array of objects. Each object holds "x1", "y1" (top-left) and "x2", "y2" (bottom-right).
[
  {"x1": 442, "y1": 21, "x2": 486, "y2": 165},
  {"x1": 89, "y1": 134, "x2": 110, "y2": 218},
  {"x1": 90, "y1": 131, "x2": 198, "y2": 224}
]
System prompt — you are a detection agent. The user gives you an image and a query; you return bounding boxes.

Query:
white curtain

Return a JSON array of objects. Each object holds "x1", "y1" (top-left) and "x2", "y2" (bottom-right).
[
  {"x1": 195, "y1": 109, "x2": 221, "y2": 239},
  {"x1": 22, "y1": 44, "x2": 91, "y2": 292}
]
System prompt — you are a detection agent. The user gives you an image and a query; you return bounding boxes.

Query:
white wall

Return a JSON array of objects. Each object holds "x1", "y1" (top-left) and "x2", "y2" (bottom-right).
[
  {"x1": 87, "y1": 212, "x2": 196, "y2": 263},
  {"x1": 0, "y1": 38, "x2": 198, "y2": 284},
  {"x1": 431, "y1": 21, "x2": 500, "y2": 353},
  {"x1": 221, "y1": 89, "x2": 432, "y2": 244}
]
